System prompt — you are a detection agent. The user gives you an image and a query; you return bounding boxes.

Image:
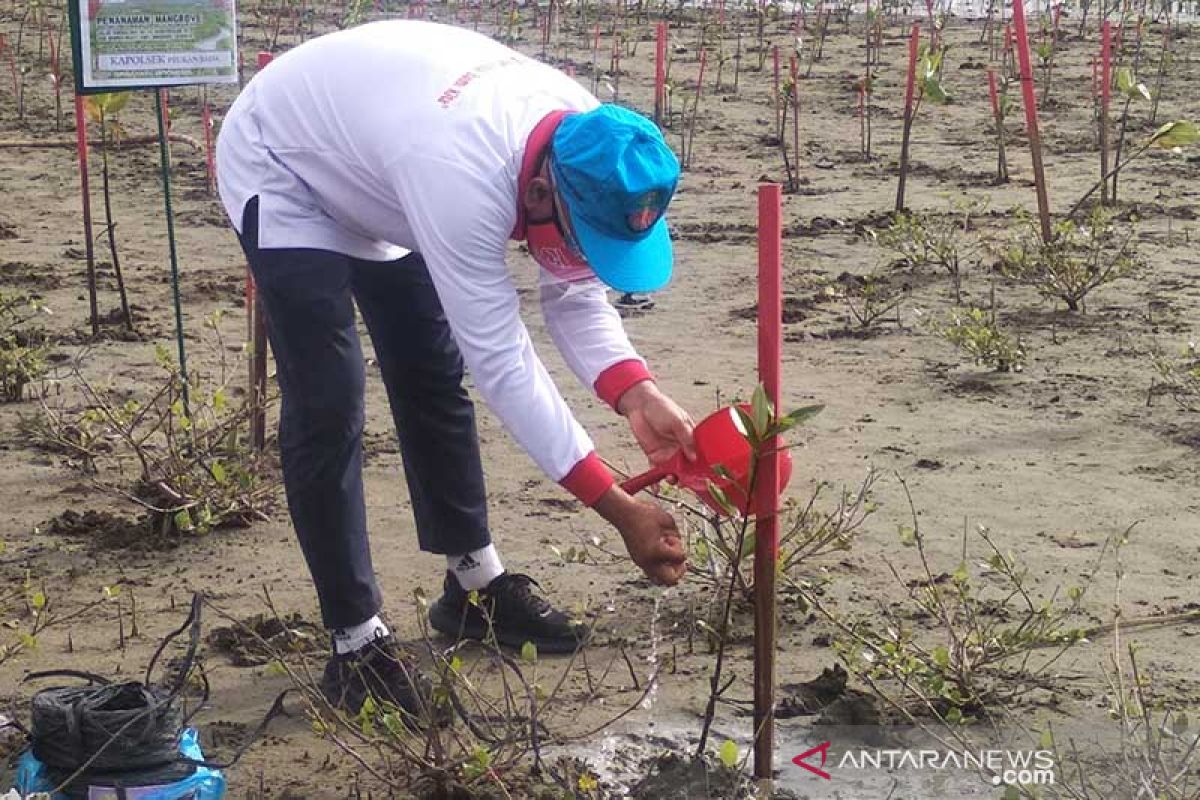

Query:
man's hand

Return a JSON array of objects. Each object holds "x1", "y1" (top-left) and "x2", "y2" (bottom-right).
[
  {"x1": 593, "y1": 485, "x2": 687, "y2": 586},
  {"x1": 617, "y1": 381, "x2": 696, "y2": 466}
]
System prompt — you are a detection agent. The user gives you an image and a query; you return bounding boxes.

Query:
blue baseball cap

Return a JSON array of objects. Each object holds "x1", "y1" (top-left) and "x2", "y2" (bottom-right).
[{"x1": 550, "y1": 105, "x2": 680, "y2": 293}]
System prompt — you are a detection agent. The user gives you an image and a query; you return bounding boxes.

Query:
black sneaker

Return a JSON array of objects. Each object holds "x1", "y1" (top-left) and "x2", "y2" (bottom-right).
[
  {"x1": 428, "y1": 571, "x2": 591, "y2": 655},
  {"x1": 319, "y1": 634, "x2": 440, "y2": 725}
]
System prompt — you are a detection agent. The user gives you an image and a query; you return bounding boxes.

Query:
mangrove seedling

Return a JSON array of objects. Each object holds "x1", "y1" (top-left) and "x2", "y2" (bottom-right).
[
  {"x1": 931, "y1": 306, "x2": 1026, "y2": 373},
  {"x1": 998, "y1": 206, "x2": 1141, "y2": 313},
  {"x1": 83, "y1": 92, "x2": 134, "y2": 332}
]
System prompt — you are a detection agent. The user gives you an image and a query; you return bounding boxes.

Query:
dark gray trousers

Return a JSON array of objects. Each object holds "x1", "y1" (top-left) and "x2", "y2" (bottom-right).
[{"x1": 237, "y1": 198, "x2": 490, "y2": 629}]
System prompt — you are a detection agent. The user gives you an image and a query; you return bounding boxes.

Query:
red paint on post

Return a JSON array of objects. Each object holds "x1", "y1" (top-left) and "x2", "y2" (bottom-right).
[
  {"x1": 1011, "y1": 0, "x2": 1052, "y2": 242},
  {"x1": 753, "y1": 182, "x2": 783, "y2": 781},
  {"x1": 1100, "y1": 21, "x2": 1112, "y2": 112},
  {"x1": 904, "y1": 24, "x2": 920, "y2": 116},
  {"x1": 654, "y1": 22, "x2": 666, "y2": 125}
]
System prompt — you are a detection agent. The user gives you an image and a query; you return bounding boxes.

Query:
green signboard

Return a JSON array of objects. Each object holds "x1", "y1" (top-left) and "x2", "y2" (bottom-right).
[{"x1": 70, "y1": 0, "x2": 239, "y2": 92}]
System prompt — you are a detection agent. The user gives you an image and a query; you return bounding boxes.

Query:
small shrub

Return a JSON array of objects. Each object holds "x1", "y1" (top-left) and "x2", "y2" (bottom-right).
[
  {"x1": 930, "y1": 307, "x2": 1026, "y2": 372},
  {"x1": 1151, "y1": 340, "x2": 1199, "y2": 411},
  {"x1": 825, "y1": 273, "x2": 906, "y2": 329},
  {"x1": 32, "y1": 313, "x2": 278, "y2": 536},
  {"x1": 0, "y1": 290, "x2": 50, "y2": 402},
  {"x1": 997, "y1": 206, "x2": 1140, "y2": 312},
  {"x1": 870, "y1": 199, "x2": 985, "y2": 303},
  {"x1": 819, "y1": 481, "x2": 1104, "y2": 719}
]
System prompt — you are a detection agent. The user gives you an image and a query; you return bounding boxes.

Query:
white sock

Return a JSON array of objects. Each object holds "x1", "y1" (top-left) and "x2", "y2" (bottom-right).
[
  {"x1": 448, "y1": 544, "x2": 505, "y2": 591},
  {"x1": 332, "y1": 614, "x2": 389, "y2": 654}
]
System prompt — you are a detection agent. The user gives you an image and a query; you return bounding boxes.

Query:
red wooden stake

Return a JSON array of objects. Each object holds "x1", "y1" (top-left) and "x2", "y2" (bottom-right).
[
  {"x1": 1099, "y1": 21, "x2": 1112, "y2": 203},
  {"x1": 1100, "y1": 21, "x2": 1112, "y2": 111},
  {"x1": 74, "y1": 93, "x2": 100, "y2": 336},
  {"x1": 654, "y1": 22, "x2": 666, "y2": 126},
  {"x1": 903, "y1": 23, "x2": 919, "y2": 115},
  {"x1": 753, "y1": 182, "x2": 783, "y2": 782},
  {"x1": 1011, "y1": 0, "x2": 1053, "y2": 242}
]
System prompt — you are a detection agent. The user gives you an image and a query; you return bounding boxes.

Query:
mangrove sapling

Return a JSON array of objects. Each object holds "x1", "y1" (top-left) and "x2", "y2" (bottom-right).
[
  {"x1": 1149, "y1": 341, "x2": 1199, "y2": 412},
  {"x1": 217, "y1": 583, "x2": 655, "y2": 796},
  {"x1": 930, "y1": 306, "x2": 1027, "y2": 372},
  {"x1": 987, "y1": 68, "x2": 1010, "y2": 184},
  {"x1": 690, "y1": 387, "x2": 824, "y2": 759},
  {"x1": 1066, "y1": 119, "x2": 1200, "y2": 220},
  {"x1": 1109, "y1": 65, "x2": 1154, "y2": 205},
  {"x1": 0, "y1": 572, "x2": 109, "y2": 667},
  {"x1": 36, "y1": 313, "x2": 279, "y2": 536},
  {"x1": 818, "y1": 478, "x2": 1105, "y2": 722},
  {"x1": 0, "y1": 290, "x2": 50, "y2": 402},
  {"x1": 895, "y1": 33, "x2": 953, "y2": 212},
  {"x1": 1043, "y1": 529, "x2": 1200, "y2": 800},
  {"x1": 998, "y1": 206, "x2": 1141, "y2": 313},
  {"x1": 83, "y1": 92, "x2": 134, "y2": 332},
  {"x1": 686, "y1": 467, "x2": 875, "y2": 603},
  {"x1": 872, "y1": 199, "x2": 984, "y2": 304},
  {"x1": 1148, "y1": 23, "x2": 1170, "y2": 125},
  {"x1": 836, "y1": 272, "x2": 906, "y2": 329}
]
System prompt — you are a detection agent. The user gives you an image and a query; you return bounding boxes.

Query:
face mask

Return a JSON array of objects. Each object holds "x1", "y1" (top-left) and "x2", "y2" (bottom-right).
[{"x1": 527, "y1": 220, "x2": 595, "y2": 283}]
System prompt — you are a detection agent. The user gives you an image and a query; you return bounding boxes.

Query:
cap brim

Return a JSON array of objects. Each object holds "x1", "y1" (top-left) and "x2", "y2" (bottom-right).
[{"x1": 570, "y1": 213, "x2": 672, "y2": 294}]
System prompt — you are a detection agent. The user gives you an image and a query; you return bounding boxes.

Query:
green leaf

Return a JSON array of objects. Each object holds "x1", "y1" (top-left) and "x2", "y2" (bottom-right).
[
  {"x1": 719, "y1": 739, "x2": 739, "y2": 769},
  {"x1": 211, "y1": 460, "x2": 227, "y2": 484},
  {"x1": 449, "y1": 655, "x2": 463, "y2": 674},
  {"x1": 923, "y1": 76, "x2": 950, "y2": 105},
  {"x1": 932, "y1": 645, "x2": 949, "y2": 668},
  {"x1": 30, "y1": 590, "x2": 46, "y2": 610},
  {"x1": 1149, "y1": 120, "x2": 1199, "y2": 149},
  {"x1": 705, "y1": 479, "x2": 740, "y2": 517},
  {"x1": 1039, "y1": 728, "x2": 1054, "y2": 749},
  {"x1": 1116, "y1": 66, "x2": 1133, "y2": 94},
  {"x1": 750, "y1": 384, "x2": 773, "y2": 438},
  {"x1": 173, "y1": 509, "x2": 193, "y2": 532},
  {"x1": 944, "y1": 705, "x2": 962, "y2": 724},
  {"x1": 776, "y1": 404, "x2": 825, "y2": 432},
  {"x1": 951, "y1": 561, "x2": 969, "y2": 584},
  {"x1": 212, "y1": 388, "x2": 227, "y2": 413},
  {"x1": 1001, "y1": 784, "x2": 1021, "y2": 800},
  {"x1": 898, "y1": 525, "x2": 917, "y2": 547},
  {"x1": 520, "y1": 640, "x2": 538, "y2": 664}
]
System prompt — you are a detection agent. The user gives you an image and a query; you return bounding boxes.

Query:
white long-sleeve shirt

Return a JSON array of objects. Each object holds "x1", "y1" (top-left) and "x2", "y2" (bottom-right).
[{"x1": 216, "y1": 20, "x2": 653, "y2": 503}]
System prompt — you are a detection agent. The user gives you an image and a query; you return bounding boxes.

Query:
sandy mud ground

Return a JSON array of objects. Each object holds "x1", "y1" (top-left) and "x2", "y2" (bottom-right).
[{"x1": 1, "y1": 2, "x2": 1199, "y2": 798}]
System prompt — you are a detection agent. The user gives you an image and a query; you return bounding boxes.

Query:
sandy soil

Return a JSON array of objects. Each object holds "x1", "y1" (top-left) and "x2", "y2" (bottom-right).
[{"x1": 1, "y1": 3, "x2": 1198, "y2": 798}]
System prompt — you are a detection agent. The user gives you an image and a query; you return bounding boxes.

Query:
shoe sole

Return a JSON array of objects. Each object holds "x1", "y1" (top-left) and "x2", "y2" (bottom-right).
[{"x1": 428, "y1": 602, "x2": 590, "y2": 655}]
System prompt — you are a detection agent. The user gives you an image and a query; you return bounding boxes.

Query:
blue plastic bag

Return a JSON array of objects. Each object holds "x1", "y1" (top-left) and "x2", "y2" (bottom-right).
[{"x1": 12, "y1": 728, "x2": 225, "y2": 800}]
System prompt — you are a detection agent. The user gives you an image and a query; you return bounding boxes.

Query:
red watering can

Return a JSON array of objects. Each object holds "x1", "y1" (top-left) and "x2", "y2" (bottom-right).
[{"x1": 620, "y1": 405, "x2": 793, "y2": 516}]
